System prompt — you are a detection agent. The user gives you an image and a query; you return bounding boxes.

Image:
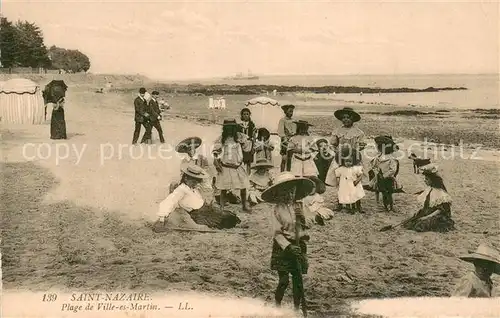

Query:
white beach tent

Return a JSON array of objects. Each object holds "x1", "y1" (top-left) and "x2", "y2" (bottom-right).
[
  {"x1": 0, "y1": 78, "x2": 45, "y2": 124},
  {"x1": 244, "y1": 96, "x2": 282, "y2": 134}
]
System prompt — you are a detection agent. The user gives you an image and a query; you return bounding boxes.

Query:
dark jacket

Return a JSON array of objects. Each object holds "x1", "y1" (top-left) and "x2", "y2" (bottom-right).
[
  {"x1": 148, "y1": 98, "x2": 161, "y2": 122},
  {"x1": 134, "y1": 96, "x2": 149, "y2": 123}
]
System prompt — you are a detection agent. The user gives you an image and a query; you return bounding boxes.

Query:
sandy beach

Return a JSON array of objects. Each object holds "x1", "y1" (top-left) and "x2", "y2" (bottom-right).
[{"x1": 1, "y1": 75, "x2": 500, "y2": 317}]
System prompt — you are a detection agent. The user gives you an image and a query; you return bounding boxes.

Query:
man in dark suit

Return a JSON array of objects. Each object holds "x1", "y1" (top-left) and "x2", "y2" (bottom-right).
[
  {"x1": 132, "y1": 87, "x2": 152, "y2": 144},
  {"x1": 148, "y1": 91, "x2": 165, "y2": 143}
]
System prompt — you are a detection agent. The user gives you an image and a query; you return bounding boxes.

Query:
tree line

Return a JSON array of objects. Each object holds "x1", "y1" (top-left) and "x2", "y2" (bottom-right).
[{"x1": 0, "y1": 17, "x2": 91, "y2": 73}]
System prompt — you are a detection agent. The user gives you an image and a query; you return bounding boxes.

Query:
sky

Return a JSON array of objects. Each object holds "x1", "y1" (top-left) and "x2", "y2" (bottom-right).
[{"x1": 1, "y1": 0, "x2": 498, "y2": 80}]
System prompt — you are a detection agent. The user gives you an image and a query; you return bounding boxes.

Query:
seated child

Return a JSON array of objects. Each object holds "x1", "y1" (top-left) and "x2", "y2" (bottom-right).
[
  {"x1": 248, "y1": 158, "x2": 275, "y2": 205},
  {"x1": 302, "y1": 177, "x2": 335, "y2": 227}
]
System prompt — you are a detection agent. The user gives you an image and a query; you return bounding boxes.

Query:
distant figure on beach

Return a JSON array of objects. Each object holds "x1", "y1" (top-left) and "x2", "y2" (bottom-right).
[
  {"x1": 278, "y1": 105, "x2": 297, "y2": 172},
  {"x1": 452, "y1": 243, "x2": 500, "y2": 298},
  {"x1": 148, "y1": 91, "x2": 165, "y2": 143},
  {"x1": 50, "y1": 96, "x2": 67, "y2": 140},
  {"x1": 132, "y1": 87, "x2": 152, "y2": 144},
  {"x1": 403, "y1": 164, "x2": 455, "y2": 232}
]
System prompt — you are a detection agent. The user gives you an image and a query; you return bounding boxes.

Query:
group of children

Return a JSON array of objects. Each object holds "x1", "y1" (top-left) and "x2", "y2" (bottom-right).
[{"x1": 171, "y1": 104, "x2": 405, "y2": 225}]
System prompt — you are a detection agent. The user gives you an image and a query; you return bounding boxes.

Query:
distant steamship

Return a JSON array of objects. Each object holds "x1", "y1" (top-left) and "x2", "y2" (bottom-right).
[{"x1": 224, "y1": 70, "x2": 259, "y2": 80}]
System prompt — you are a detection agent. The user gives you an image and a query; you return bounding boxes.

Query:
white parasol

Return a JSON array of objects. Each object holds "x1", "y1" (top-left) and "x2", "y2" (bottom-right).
[{"x1": 244, "y1": 96, "x2": 282, "y2": 134}]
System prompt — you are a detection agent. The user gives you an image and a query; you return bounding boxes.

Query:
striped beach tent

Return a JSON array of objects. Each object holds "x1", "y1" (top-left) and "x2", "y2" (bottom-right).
[
  {"x1": 244, "y1": 96, "x2": 282, "y2": 134},
  {"x1": 0, "y1": 78, "x2": 45, "y2": 124}
]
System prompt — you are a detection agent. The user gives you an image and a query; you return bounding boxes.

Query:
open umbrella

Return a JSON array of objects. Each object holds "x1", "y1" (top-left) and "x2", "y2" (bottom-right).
[{"x1": 244, "y1": 96, "x2": 282, "y2": 134}]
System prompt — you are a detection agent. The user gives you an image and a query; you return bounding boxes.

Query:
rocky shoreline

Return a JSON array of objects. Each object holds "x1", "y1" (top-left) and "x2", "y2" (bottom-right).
[{"x1": 121, "y1": 83, "x2": 467, "y2": 96}]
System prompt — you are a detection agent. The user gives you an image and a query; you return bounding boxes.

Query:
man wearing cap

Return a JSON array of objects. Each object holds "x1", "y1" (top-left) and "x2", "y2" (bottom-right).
[
  {"x1": 452, "y1": 243, "x2": 500, "y2": 297},
  {"x1": 148, "y1": 91, "x2": 165, "y2": 143},
  {"x1": 132, "y1": 87, "x2": 152, "y2": 144},
  {"x1": 277, "y1": 105, "x2": 297, "y2": 172}
]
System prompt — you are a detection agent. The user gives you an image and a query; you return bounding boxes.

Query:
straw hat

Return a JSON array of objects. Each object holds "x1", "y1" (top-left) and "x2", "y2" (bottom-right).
[
  {"x1": 419, "y1": 163, "x2": 439, "y2": 176},
  {"x1": 459, "y1": 244, "x2": 500, "y2": 274},
  {"x1": 281, "y1": 104, "x2": 295, "y2": 111},
  {"x1": 261, "y1": 172, "x2": 315, "y2": 203},
  {"x1": 251, "y1": 158, "x2": 274, "y2": 169},
  {"x1": 180, "y1": 163, "x2": 210, "y2": 180},
  {"x1": 334, "y1": 107, "x2": 361, "y2": 122},
  {"x1": 175, "y1": 137, "x2": 202, "y2": 153},
  {"x1": 293, "y1": 120, "x2": 313, "y2": 127},
  {"x1": 307, "y1": 176, "x2": 326, "y2": 195}
]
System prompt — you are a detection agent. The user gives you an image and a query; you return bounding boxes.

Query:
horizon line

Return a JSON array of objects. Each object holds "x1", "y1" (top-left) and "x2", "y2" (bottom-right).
[{"x1": 144, "y1": 72, "x2": 499, "y2": 82}]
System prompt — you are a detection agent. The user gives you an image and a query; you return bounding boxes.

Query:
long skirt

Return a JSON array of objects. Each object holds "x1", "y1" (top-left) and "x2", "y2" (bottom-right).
[
  {"x1": 189, "y1": 204, "x2": 241, "y2": 229},
  {"x1": 50, "y1": 108, "x2": 67, "y2": 140},
  {"x1": 403, "y1": 213, "x2": 455, "y2": 233},
  {"x1": 165, "y1": 207, "x2": 210, "y2": 230},
  {"x1": 270, "y1": 239, "x2": 308, "y2": 274},
  {"x1": 216, "y1": 165, "x2": 250, "y2": 190},
  {"x1": 290, "y1": 157, "x2": 319, "y2": 178}
]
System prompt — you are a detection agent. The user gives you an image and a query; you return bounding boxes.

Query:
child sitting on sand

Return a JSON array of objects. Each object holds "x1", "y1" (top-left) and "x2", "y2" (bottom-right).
[
  {"x1": 302, "y1": 177, "x2": 334, "y2": 227},
  {"x1": 335, "y1": 146, "x2": 365, "y2": 213},
  {"x1": 170, "y1": 137, "x2": 215, "y2": 205},
  {"x1": 254, "y1": 128, "x2": 275, "y2": 162},
  {"x1": 248, "y1": 158, "x2": 275, "y2": 205}
]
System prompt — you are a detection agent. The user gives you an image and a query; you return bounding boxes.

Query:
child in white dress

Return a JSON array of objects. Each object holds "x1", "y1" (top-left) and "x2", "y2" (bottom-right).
[{"x1": 335, "y1": 147, "x2": 365, "y2": 213}]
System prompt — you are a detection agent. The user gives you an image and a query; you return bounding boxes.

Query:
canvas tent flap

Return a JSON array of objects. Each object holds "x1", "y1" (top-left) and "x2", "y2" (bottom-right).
[
  {"x1": 245, "y1": 96, "x2": 280, "y2": 106},
  {"x1": 1, "y1": 78, "x2": 39, "y2": 94}
]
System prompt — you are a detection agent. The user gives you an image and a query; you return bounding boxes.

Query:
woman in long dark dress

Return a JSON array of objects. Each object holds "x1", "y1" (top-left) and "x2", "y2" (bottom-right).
[{"x1": 50, "y1": 97, "x2": 67, "y2": 140}]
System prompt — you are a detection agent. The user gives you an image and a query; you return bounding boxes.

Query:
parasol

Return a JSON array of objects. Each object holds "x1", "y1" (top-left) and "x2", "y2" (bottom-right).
[{"x1": 244, "y1": 96, "x2": 282, "y2": 134}]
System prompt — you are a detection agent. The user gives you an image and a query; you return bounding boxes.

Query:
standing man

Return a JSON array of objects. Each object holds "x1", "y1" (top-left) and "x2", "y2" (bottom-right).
[
  {"x1": 132, "y1": 87, "x2": 152, "y2": 144},
  {"x1": 148, "y1": 91, "x2": 165, "y2": 143},
  {"x1": 278, "y1": 105, "x2": 297, "y2": 172}
]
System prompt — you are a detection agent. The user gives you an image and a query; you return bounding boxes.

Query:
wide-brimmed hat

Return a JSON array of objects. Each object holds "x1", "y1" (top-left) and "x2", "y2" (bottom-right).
[
  {"x1": 261, "y1": 172, "x2": 315, "y2": 203},
  {"x1": 307, "y1": 176, "x2": 326, "y2": 195},
  {"x1": 180, "y1": 163, "x2": 210, "y2": 180},
  {"x1": 175, "y1": 137, "x2": 202, "y2": 153},
  {"x1": 293, "y1": 120, "x2": 313, "y2": 127},
  {"x1": 459, "y1": 244, "x2": 500, "y2": 274},
  {"x1": 334, "y1": 107, "x2": 361, "y2": 122},
  {"x1": 251, "y1": 158, "x2": 274, "y2": 169},
  {"x1": 281, "y1": 104, "x2": 295, "y2": 111},
  {"x1": 419, "y1": 163, "x2": 439, "y2": 176}
]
